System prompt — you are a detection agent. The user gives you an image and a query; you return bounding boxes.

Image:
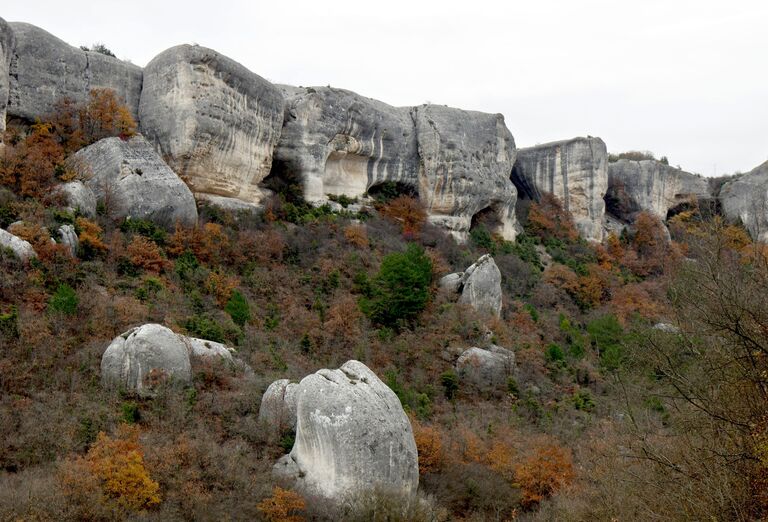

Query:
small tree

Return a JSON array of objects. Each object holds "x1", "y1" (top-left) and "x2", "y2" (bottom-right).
[
  {"x1": 225, "y1": 290, "x2": 251, "y2": 327},
  {"x1": 49, "y1": 284, "x2": 79, "y2": 315},
  {"x1": 257, "y1": 486, "x2": 306, "y2": 522}
]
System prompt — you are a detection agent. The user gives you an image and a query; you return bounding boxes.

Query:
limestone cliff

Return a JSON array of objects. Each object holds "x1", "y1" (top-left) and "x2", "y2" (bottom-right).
[
  {"x1": 720, "y1": 161, "x2": 768, "y2": 241},
  {"x1": 0, "y1": 17, "x2": 15, "y2": 139},
  {"x1": 512, "y1": 137, "x2": 607, "y2": 241}
]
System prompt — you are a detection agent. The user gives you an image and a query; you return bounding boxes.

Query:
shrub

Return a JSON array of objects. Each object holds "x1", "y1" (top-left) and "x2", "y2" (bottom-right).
[
  {"x1": 587, "y1": 314, "x2": 624, "y2": 370},
  {"x1": 126, "y1": 235, "x2": 167, "y2": 273},
  {"x1": 76, "y1": 217, "x2": 108, "y2": 259},
  {"x1": 119, "y1": 218, "x2": 166, "y2": 244},
  {"x1": 361, "y1": 243, "x2": 432, "y2": 328},
  {"x1": 0, "y1": 123, "x2": 65, "y2": 197},
  {"x1": 412, "y1": 419, "x2": 444, "y2": 474},
  {"x1": 48, "y1": 284, "x2": 79, "y2": 315},
  {"x1": 0, "y1": 305, "x2": 19, "y2": 339},
  {"x1": 440, "y1": 370, "x2": 459, "y2": 400},
  {"x1": 545, "y1": 343, "x2": 565, "y2": 363},
  {"x1": 257, "y1": 486, "x2": 306, "y2": 522},
  {"x1": 225, "y1": 290, "x2": 251, "y2": 327},
  {"x1": 378, "y1": 195, "x2": 427, "y2": 237},
  {"x1": 515, "y1": 444, "x2": 575, "y2": 509},
  {"x1": 184, "y1": 315, "x2": 227, "y2": 344}
]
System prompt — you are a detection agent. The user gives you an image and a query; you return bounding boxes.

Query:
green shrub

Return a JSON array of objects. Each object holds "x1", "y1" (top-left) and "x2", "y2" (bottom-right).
[
  {"x1": 119, "y1": 218, "x2": 166, "y2": 244},
  {"x1": 225, "y1": 290, "x2": 251, "y2": 327},
  {"x1": 587, "y1": 314, "x2": 624, "y2": 370},
  {"x1": 470, "y1": 224, "x2": 495, "y2": 253},
  {"x1": 184, "y1": 315, "x2": 226, "y2": 343},
  {"x1": 507, "y1": 377, "x2": 520, "y2": 396},
  {"x1": 175, "y1": 250, "x2": 200, "y2": 281},
  {"x1": 441, "y1": 370, "x2": 459, "y2": 401},
  {"x1": 121, "y1": 402, "x2": 141, "y2": 424},
  {"x1": 545, "y1": 343, "x2": 565, "y2": 363},
  {"x1": 572, "y1": 389, "x2": 595, "y2": 411},
  {"x1": 360, "y1": 243, "x2": 432, "y2": 328},
  {"x1": 0, "y1": 305, "x2": 19, "y2": 339},
  {"x1": 385, "y1": 370, "x2": 433, "y2": 419},
  {"x1": 48, "y1": 284, "x2": 79, "y2": 315}
]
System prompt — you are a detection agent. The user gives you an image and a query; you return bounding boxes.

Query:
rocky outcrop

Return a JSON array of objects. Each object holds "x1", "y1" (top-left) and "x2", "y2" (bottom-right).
[
  {"x1": 101, "y1": 324, "x2": 247, "y2": 394},
  {"x1": 273, "y1": 360, "x2": 418, "y2": 501},
  {"x1": 441, "y1": 255, "x2": 503, "y2": 317},
  {"x1": 0, "y1": 228, "x2": 36, "y2": 261},
  {"x1": 259, "y1": 379, "x2": 298, "y2": 433},
  {"x1": 414, "y1": 105, "x2": 519, "y2": 241},
  {"x1": 456, "y1": 345, "x2": 515, "y2": 389},
  {"x1": 512, "y1": 137, "x2": 607, "y2": 241},
  {"x1": 68, "y1": 135, "x2": 197, "y2": 227},
  {"x1": 56, "y1": 181, "x2": 97, "y2": 217},
  {"x1": 606, "y1": 159, "x2": 710, "y2": 222},
  {"x1": 101, "y1": 324, "x2": 192, "y2": 394},
  {"x1": 0, "y1": 17, "x2": 15, "y2": 139},
  {"x1": 57, "y1": 224, "x2": 78, "y2": 256},
  {"x1": 139, "y1": 45, "x2": 284, "y2": 207},
  {"x1": 274, "y1": 86, "x2": 419, "y2": 203},
  {"x1": 720, "y1": 161, "x2": 768, "y2": 241},
  {"x1": 6, "y1": 22, "x2": 142, "y2": 122}
]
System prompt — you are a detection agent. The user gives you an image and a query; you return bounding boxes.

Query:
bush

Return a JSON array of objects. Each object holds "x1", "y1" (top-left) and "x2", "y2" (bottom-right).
[
  {"x1": 184, "y1": 315, "x2": 227, "y2": 344},
  {"x1": 225, "y1": 290, "x2": 251, "y2": 327},
  {"x1": 587, "y1": 314, "x2": 624, "y2": 370},
  {"x1": 257, "y1": 486, "x2": 306, "y2": 522},
  {"x1": 0, "y1": 305, "x2": 19, "y2": 339},
  {"x1": 48, "y1": 284, "x2": 79, "y2": 315},
  {"x1": 361, "y1": 243, "x2": 432, "y2": 328},
  {"x1": 515, "y1": 444, "x2": 575, "y2": 509},
  {"x1": 440, "y1": 370, "x2": 459, "y2": 400},
  {"x1": 545, "y1": 343, "x2": 565, "y2": 363}
]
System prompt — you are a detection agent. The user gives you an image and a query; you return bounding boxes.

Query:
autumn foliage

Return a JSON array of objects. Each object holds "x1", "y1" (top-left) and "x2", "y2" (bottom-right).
[
  {"x1": 257, "y1": 486, "x2": 306, "y2": 522},
  {"x1": 527, "y1": 193, "x2": 580, "y2": 242},
  {"x1": 411, "y1": 418, "x2": 444, "y2": 474},
  {"x1": 378, "y1": 195, "x2": 427, "y2": 237},
  {"x1": 514, "y1": 444, "x2": 575, "y2": 508}
]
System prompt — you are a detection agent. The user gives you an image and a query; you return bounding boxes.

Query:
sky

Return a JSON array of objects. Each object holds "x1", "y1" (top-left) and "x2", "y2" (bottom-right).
[{"x1": 3, "y1": 0, "x2": 767, "y2": 176}]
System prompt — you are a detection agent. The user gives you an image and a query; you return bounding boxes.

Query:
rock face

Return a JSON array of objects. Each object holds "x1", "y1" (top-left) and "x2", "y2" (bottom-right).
[
  {"x1": 606, "y1": 159, "x2": 710, "y2": 222},
  {"x1": 459, "y1": 255, "x2": 503, "y2": 317},
  {"x1": 139, "y1": 45, "x2": 285, "y2": 206},
  {"x1": 512, "y1": 137, "x2": 607, "y2": 241},
  {"x1": 6, "y1": 22, "x2": 142, "y2": 122},
  {"x1": 57, "y1": 181, "x2": 97, "y2": 217},
  {"x1": 57, "y1": 224, "x2": 78, "y2": 256},
  {"x1": 69, "y1": 135, "x2": 198, "y2": 227},
  {"x1": 720, "y1": 161, "x2": 768, "y2": 241},
  {"x1": 259, "y1": 379, "x2": 299, "y2": 433},
  {"x1": 101, "y1": 324, "x2": 192, "y2": 394},
  {"x1": 414, "y1": 105, "x2": 519, "y2": 241},
  {"x1": 274, "y1": 86, "x2": 420, "y2": 203},
  {"x1": 0, "y1": 228, "x2": 36, "y2": 261},
  {"x1": 456, "y1": 345, "x2": 515, "y2": 389},
  {"x1": 0, "y1": 17, "x2": 15, "y2": 139},
  {"x1": 273, "y1": 360, "x2": 418, "y2": 501}
]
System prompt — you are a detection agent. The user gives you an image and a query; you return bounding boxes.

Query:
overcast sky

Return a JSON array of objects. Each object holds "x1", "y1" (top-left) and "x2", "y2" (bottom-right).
[{"x1": 3, "y1": 0, "x2": 767, "y2": 176}]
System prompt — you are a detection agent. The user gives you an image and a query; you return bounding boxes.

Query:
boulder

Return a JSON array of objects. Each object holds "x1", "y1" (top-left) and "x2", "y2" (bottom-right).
[
  {"x1": 0, "y1": 17, "x2": 15, "y2": 140},
  {"x1": 0, "y1": 228, "x2": 36, "y2": 261},
  {"x1": 6, "y1": 22, "x2": 142, "y2": 122},
  {"x1": 57, "y1": 224, "x2": 78, "y2": 256},
  {"x1": 273, "y1": 360, "x2": 418, "y2": 501},
  {"x1": 458, "y1": 254, "x2": 503, "y2": 317},
  {"x1": 274, "y1": 86, "x2": 419, "y2": 203},
  {"x1": 456, "y1": 345, "x2": 515, "y2": 389},
  {"x1": 57, "y1": 181, "x2": 97, "y2": 217},
  {"x1": 68, "y1": 135, "x2": 198, "y2": 227},
  {"x1": 259, "y1": 378, "x2": 299, "y2": 433},
  {"x1": 606, "y1": 159, "x2": 710, "y2": 222},
  {"x1": 438, "y1": 272, "x2": 463, "y2": 293},
  {"x1": 414, "y1": 104, "x2": 519, "y2": 241},
  {"x1": 512, "y1": 137, "x2": 607, "y2": 241},
  {"x1": 139, "y1": 45, "x2": 284, "y2": 206},
  {"x1": 720, "y1": 161, "x2": 768, "y2": 241},
  {"x1": 101, "y1": 324, "x2": 192, "y2": 394}
]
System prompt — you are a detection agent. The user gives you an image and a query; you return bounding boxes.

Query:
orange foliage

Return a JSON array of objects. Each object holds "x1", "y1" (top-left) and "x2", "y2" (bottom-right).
[
  {"x1": 514, "y1": 444, "x2": 575, "y2": 508},
  {"x1": 127, "y1": 235, "x2": 168, "y2": 273},
  {"x1": 257, "y1": 486, "x2": 306, "y2": 522},
  {"x1": 343, "y1": 224, "x2": 369, "y2": 248},
  {"x1": 76, "y1": 217, "x2": 108, "y2": 254},
  {"x1": 527, "y1": 193, "x2": 579, "y2": 242},
  {"x1": 205, "y1": 271, "x2": 240, "y2": 307},
  {"x1": 60, "y1": 425, "x2": 160, "y2": 511},
  {"x1": 411, "y1": 418, "x2": 444, "y2": 474},
  {"x1": 0, "y1": 123, "x2": 66, "y2": 197},
  {"x1": 378, "y1": 195, "x2": 427, "y2": 237},
  {"x1": 168, "y1": 223, "x2": 230, "y2": 264},
  {"x1": 609, "y1": 283, "x2": 663, "y2": 325}
]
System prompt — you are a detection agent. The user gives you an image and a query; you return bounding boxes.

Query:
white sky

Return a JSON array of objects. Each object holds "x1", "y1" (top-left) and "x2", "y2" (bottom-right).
[{"x1": 3, "y1": 0, "x2": 767, "y2": 176}]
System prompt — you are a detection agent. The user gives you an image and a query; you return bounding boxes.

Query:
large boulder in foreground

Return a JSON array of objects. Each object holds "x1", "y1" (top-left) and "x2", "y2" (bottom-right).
[
  {"x1": 606, "y1": 159, "x2": 710, "y2": 222},
  {"x1": 441, "y1": 254, "x2": 503, "y2": 317},
  {"x1": 6, "y1": 22, "x2": 142, "y2": 122},
  {"x1": 0, "y1": 17, "x2": 15, "y2": 139},
  {"x1": 720, "y1": 161, "x2": 768, "y2": 241},
  {"x1": 140, "y1": 45, "x2": 285, "y2": 207},
  {"x1": 414, "y1": 104, "x2": 519, "y2": 241},
  {"x1": 274, "y1": 85, "x2": 419, "y2": 203},
  {"x1": 101, "y1": 324, "x2": 192, "y2": 394},
  {"x1": 0, "y1": 228, "x2": 36, "y2": 261},
  {"x1": 512, "y1": 137, "x2": 607, "y2": 241},
  {"x1": 273, "y1": 360, "x2": 418, "y2": 501},
  {"x1": 456, "y1": 345, "x2": 515, "y2": 390},
  {"x1": 69, "y1": 135, "x2": 198, "y2": 227}
]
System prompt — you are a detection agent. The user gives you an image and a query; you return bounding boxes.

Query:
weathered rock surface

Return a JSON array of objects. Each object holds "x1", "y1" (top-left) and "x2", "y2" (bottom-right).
[
  {"x1": 414, "y1": 104, "x2": 519, "y2": 241},
  {"x1": 459, "y1": 254, "x2": 503, "y2": 317},
  {"x1": 274, "y1": 86, "x2": 419, "y2": 203},
  {"x1": 259, "y1": 379, "x2": 299, "y2": 433},
  {"x1": 0, "y1": 228, "x2": 36, "y2": 261},
  {"x1": 512, "y1": 137, "x2": 607, "y2": 241},
  {"x1": 273, "y1": 360, "x2": 418, "y2": 500},
  {"x1": 101, "y1": 324, "x2": 192, "y2": 394},
  {"x1": 456, "y1": 345, "x2": 515, "y2": 389},
  {"x1": 720, "y1": 161, "x2": 768, "y2": 241},
  {"x1": 139, "y1": 45, "x2": 284, "y2": 206},
  {"x1": 57, "y1": 181, "x2": 97, "y2": 217},
  {"x1": 6, "y1": 22, "x2": 142, "y2": 122},
  {"x1": 0, "y1": 17, "x2": 15, "y2": 139},
  {"x1": 57, "y1": 224, "x2": 78, "y2": 256},
  {"x1": 606, "y1": 159, "x2": 710, "y2": 222},
  {"x1": 69, "y1": 135, "x2": 198, "y2": 227}
]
